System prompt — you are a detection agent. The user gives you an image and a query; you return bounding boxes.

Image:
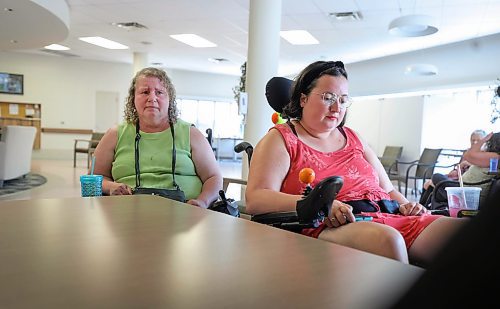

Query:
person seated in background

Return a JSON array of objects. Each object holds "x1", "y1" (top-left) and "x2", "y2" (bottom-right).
[
  {"x1": 245, "y1": 60, "x2": 465, "y2": 266},
  {"x1": 92, "y1": 67, "x2": 222, "y2": 208},
  {"x1": 419, "y1": 129, "x2": 487, "y2": 205},
  {"x1": 429, "y1": 132, "x2": 500, "y2": 207}
]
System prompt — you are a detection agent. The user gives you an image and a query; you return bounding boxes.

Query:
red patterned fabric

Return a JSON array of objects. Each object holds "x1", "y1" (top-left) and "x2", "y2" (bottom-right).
[
  {"x1": 273, "y1": 123, "x2": 440, "y2": 248},
  {"x1": 275, "y1": 124, "x2": 390, "y2": 204}
]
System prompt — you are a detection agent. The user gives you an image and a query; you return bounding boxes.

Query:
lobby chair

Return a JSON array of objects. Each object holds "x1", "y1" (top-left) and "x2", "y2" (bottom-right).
[
  {"x1": 388, "y1": 148, "x2": 442, "y2": 198},
  {"x1": 378, "y1": 145, "x2": 403, "y2": 176},
  {"x1": 73, "y1": 132, "x2": 105, "y2": 168},
  {"x1": 0, "y1": 125, "x2": 37, "y2": 188}
]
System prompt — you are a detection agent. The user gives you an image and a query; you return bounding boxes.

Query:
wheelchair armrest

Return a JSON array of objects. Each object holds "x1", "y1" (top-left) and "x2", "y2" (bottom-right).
[
  {"x1": 296, "y1": 176, "x2": 343, "y2": 225},
  {"x1": 251, "y1": 212, "x2": 298, "y2": 224},
  {"x1": 251, "y1": 175, "x2": 344, "y2": 231}
]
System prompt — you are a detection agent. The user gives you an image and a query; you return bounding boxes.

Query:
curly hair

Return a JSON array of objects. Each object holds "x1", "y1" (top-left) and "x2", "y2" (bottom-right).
[
  {"x1": 486, "y1": 132, "x2": 500, "y2": 154},
  {"x1": 281, "y1": 61, "x2": 348, "y2": 127},
  {"x1": 123, "y1": 67, "x2": 179, "y2": 124}
]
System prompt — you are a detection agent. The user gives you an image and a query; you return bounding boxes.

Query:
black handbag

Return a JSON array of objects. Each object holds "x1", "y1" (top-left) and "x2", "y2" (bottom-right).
[
  {"x1": 208, "y1": 190, "x2": 240, "y2": 217},
  {"x1": 132, "y1": 121, "x2": 186, "y2": 203},
  {"x1": 132, "y1": 187, "x2": 186, "y2": 203}
]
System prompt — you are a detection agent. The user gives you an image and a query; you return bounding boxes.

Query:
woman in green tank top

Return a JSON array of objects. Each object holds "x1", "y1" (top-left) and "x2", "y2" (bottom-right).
[{"x1": 92, "y1": 67, "x2": 222, "y2": 208}]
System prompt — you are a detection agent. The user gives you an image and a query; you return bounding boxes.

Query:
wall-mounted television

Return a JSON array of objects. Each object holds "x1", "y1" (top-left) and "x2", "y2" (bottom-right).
[{"x1": 0, "y1": 72, "x2": 24, "y2": 95}]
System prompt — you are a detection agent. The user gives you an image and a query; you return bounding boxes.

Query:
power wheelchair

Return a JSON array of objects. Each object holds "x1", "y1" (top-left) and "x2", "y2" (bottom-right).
[{"x1": 221, "y1": 76, "x2": 348, "y2": 233}]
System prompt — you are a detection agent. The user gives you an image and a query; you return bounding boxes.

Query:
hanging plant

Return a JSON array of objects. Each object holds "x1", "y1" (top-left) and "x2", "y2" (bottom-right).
[
  {"x1": 491, "y1": 80, "x2": 500, "y2": 124},
  {"x1": 233, "y1": 61, "x2": 246, "y2": 102}
]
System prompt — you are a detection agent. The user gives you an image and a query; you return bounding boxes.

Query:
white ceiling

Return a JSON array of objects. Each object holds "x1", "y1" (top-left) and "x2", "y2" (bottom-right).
[{"x1": 2, "y1": 0, "x2": 500, "y2": 77}]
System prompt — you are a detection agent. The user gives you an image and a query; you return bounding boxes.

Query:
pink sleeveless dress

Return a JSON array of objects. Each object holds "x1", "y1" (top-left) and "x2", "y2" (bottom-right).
[{"x1": 274, "y1": 123, "x2": 440, "y2": 249}]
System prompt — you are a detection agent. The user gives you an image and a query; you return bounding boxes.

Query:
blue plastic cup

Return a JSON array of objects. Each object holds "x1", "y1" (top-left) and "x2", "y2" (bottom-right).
[
  {"x1": 80, "y1": 175, "x2": 103, "y2": 197},
  {"x1": 490, "y1": 158, "x2": 499, "y2": 173}
]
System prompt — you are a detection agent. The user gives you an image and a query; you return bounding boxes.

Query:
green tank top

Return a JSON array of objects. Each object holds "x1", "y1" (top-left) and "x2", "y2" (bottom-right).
[{"x1": 112, "y1": 120, "x2": 202, "y2": 200}]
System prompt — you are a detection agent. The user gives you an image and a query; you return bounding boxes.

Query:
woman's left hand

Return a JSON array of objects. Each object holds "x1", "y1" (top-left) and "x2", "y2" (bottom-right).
[
  {"x1": 399, "y1": 202, "x2": 429, "y2": 216},
  {"x1": 187, "y1": 199, "x2": 207, "y2": 208}
]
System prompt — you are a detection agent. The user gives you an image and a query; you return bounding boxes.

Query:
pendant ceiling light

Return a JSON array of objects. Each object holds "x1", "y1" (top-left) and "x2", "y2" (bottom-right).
[
  {"x1": 388, "y1": 14, "x2": 438, "y2": 37},
  {"x1": 404, "y1": 64, "x2": 438, "y2": 76}
]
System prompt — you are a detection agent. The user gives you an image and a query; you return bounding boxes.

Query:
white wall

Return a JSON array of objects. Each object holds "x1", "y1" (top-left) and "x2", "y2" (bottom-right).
[
  {"x1": 0, "y1": 52, "x2": 238, "y2": 151},
  {"x1": 349, "y1": 96, "x2": 424, "y2": 162},
  {"x1": 168, "y1": 68, "x2": 237, "y2": 100}
]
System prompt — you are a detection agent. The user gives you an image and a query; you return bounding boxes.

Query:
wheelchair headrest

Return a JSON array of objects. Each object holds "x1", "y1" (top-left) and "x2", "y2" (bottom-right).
[{"x1": 265, "y1": 76, "x2": 293, "y2": 113}]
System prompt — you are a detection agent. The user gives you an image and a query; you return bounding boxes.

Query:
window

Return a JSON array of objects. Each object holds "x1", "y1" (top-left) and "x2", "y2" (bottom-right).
[{"x1": 177, "y1": 98, "x2": 244, "y2": 138}]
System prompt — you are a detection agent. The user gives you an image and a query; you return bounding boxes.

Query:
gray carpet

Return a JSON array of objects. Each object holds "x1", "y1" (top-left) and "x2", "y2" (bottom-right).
[{"x1": 0, "y1": 173, "x2": 47, "y2": 196}]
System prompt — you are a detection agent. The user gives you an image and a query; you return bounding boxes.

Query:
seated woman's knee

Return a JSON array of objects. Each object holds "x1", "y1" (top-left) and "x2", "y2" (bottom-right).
[{"x1": 321, "y1": 223, "x2": 407, "y2": 262}]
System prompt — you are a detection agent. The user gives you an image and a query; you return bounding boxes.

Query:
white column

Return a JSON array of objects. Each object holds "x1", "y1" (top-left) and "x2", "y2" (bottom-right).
[
  {"x1": 243, "y1": 0, "x2": 282, "y2": 178},
  {"x1": 133, "y1": 52, "x2": 149, "y2": 75}
]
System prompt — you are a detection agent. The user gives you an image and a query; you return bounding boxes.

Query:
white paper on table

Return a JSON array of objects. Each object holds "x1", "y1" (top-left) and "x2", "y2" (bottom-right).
[
  {"x1": 9, "y1": 104, "x2": 19, "y2": 115},
  {"x1": 25, "y1": 108, "x2": 35, "y2": 116}
]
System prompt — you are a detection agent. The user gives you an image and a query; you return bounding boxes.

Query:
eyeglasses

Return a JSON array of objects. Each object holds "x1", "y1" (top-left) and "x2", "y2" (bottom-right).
[{"x1": 311, "y1": 92, "x2": 353, "y2": 110}]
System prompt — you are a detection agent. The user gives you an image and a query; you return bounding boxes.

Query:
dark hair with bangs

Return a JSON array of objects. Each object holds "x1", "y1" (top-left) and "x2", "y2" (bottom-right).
[{"x1": 282, "y1": 61, "x2": 348, "y2": 127}]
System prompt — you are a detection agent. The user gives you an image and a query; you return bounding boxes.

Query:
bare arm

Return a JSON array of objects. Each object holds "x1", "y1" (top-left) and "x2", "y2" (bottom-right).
[
  {"x1": 92, "y1": 126, "x2": 133, "y2": 195},
  {"x1": 188, "y1": 126, "x2": 222, "y2": 208},
  {"x1": 357, "y1": 132, "x2": 426, "y2": 215},
  {"x1": 463, "y1": 132, "x2": 499, "y2": 167},
  {"x1": 245, "y1": 129, "x2": 301, "y2": 214}
]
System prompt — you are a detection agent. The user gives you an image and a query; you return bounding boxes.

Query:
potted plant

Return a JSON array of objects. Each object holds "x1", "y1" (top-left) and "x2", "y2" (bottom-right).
[
  {"x1": 491, "y1": 82, "x2": 499, "y2": 124},
  {"x1": 233, "y1": 62, "x2": 247, "y2": 115}
]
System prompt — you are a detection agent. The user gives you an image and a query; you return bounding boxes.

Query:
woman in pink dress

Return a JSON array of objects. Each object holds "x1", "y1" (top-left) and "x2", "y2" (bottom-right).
[{"x1": 245, "y1": 61, "x2": 465, "y2": 266}]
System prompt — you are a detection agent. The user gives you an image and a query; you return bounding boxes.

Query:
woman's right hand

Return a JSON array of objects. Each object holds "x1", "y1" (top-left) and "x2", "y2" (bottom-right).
[
  {"x1": 325, "y1": 200, "x2": 355, "y2": 228},
  {"x1": 109, "y1": 183, "x2": 132, "y2": 195}
]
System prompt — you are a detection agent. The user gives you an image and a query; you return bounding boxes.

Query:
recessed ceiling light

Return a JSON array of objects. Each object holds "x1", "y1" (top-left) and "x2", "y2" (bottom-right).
[
  {"x1": 329, "y1": 11, "x2": 362, "y2": 21},
  {"x1": 208, "y1": 57, "x2": 228, "y2": 64},
  {"x1": 405, "y1": 64, "x2": 438, "y2": 76},
  {"x1": 170, "y1": 34, "x2": 216, "y2": 48},
  {"x1": 44, "y1": 44, "x2": 70, "y2": 51},
  {"x1": 280, "y1": 30, "x2": 319, "y2": 45},
  {"x1": 111, "y1": 22, "x2": 148, "y2": 30},
  {"x1": 389, "y1": 15, "x2": 438, "y2": 37},
  {"x1": 79, "y1": 36, "x2": 129, "y2": 49}
]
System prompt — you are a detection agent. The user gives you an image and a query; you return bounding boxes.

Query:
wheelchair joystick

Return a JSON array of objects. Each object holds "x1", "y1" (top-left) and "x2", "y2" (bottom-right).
[
  {"x1": 299, "y1": 167, "x2": 315, "y2": 196},
  {"x1": 296, "y1": 169, "x2": 344, "y2": 228}
]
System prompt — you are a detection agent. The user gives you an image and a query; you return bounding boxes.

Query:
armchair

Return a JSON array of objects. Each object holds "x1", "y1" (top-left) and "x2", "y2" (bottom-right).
[
  {"x1": 388, "y1": 148, "x2": 442, "y2": 198},
  {"x1": 378, "y1": 145, "x2": 403, "y2": 176},
  {"x1": 73, "y1": 132, "x2": 104, "y2": 168},
  {"x1": 0, "y1": 125, "x2": 37, "y2": 187}
]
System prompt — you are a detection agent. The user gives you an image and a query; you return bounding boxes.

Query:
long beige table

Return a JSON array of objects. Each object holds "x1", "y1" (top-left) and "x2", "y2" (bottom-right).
[{"x1": 0, "y1": 195, "x2": 423, "y2": 308}]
